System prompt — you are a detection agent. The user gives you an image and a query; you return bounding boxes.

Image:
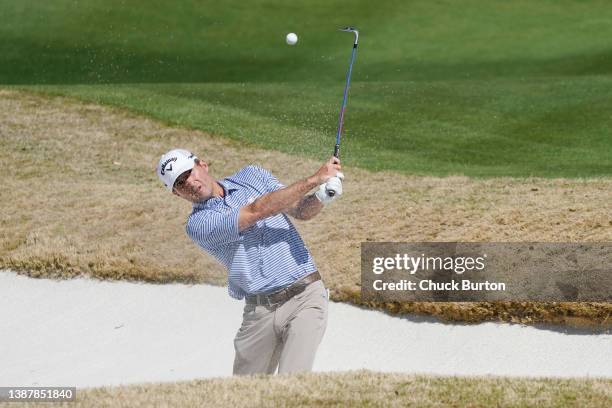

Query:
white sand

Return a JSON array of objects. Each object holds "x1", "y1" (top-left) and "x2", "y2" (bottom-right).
[{"x1": 0, "y1": 270, "x2": 610, "y2": 388}]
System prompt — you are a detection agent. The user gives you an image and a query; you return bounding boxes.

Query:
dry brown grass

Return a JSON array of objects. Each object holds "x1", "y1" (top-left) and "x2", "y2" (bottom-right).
[
  {"x1": 11, "y1": 371, "x2": 612, "y2": 408},
  {"x1": 1, "y1": 89, "x2": 611, "y2": 327}
]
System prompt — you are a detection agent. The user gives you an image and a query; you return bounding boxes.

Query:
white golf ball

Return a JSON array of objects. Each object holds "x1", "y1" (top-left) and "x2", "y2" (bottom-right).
[{"x1": 286, "y1": 32, "x2": 298, "y2": 45}]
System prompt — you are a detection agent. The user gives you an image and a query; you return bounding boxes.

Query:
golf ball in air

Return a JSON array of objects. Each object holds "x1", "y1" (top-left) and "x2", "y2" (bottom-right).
[{"x1": 286, "y1": 32, "x2": 298, "y2": 45}]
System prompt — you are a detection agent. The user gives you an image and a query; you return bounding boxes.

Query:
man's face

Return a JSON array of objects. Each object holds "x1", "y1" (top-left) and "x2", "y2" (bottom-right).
[{"x1": 172, "y1": 160, "x2": 216, "y2": 203}]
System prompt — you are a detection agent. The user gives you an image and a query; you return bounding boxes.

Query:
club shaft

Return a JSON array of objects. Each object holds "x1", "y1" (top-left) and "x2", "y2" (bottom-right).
[{"x1": 334, "y1": 43, "x2": 358, "y2": 157}]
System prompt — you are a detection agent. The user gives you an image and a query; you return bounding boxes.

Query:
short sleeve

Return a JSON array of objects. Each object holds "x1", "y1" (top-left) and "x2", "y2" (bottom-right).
[
  {"x1": 249, "y1": 165, "x2": 285, "y2": 193},
  {"x1": 186, "y1": 207, "x2": 241, "y2": 250}
]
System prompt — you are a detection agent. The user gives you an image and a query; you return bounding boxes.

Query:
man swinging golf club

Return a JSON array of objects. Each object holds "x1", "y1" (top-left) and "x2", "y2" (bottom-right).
[{"x1": 156, "y1": 149, "x2": 344, "y2": 375}]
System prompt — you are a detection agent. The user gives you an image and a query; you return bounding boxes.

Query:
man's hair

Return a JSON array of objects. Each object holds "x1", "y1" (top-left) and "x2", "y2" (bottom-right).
[{"x1": 194, "y1": 158, "x2": 201, "y2": 165}]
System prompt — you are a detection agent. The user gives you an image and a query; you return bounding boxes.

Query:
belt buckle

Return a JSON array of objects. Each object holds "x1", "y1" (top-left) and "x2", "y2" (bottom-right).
[
  {"x1": 268, "y1": 298, "x2": 279, "y2": 308},
  {"x1": 257, "y1": 294, "x2": 269, "y2": 307},
  {"x1": 256, "y1": 293, "x2": 274, "y2": 308},
  {"x1": 265, "y1": 296, "x2": 281, "y2": 308}
]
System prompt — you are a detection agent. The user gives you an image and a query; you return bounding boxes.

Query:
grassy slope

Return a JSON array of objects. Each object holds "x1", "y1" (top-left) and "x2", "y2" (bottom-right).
[
  {"x1": 1, "y1": 0, "x2": 612, "y2": 177},
  {"x1": 19, "y1": 371, "x2": 612, "y2": 408}
]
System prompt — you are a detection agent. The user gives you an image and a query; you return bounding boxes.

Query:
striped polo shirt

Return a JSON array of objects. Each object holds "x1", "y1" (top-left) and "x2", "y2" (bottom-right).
[{"x1": 186, "y1": 165, "x2": 317, "y2": 300}]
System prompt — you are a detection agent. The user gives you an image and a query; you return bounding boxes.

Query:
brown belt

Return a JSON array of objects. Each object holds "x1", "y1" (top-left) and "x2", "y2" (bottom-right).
[{"x1": 246, "y1": 271, "x2": 321, "y2": 307}]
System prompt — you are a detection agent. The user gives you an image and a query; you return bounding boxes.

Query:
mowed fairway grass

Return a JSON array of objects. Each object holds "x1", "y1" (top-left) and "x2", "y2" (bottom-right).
[{"x1": 2, "y1": 0, "x2": 612, "y2": 177}]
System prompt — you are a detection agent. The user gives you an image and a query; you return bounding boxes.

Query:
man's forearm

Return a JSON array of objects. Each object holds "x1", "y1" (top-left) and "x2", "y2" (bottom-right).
[
  {"x1": 243, "y1": 176, "x2": 318, "y2": 227},
  {"x1": 289, "y1": 194, "x2": 324, "y2": 220}
]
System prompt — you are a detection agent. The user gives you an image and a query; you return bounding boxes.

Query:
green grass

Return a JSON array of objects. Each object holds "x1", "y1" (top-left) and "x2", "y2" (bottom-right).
[
  {"x1": 26, "y1": 371, "x2": 612, "y2": 408},
  {"x1": 2, "y1": 0, "x2": 612, "y2": 177}
]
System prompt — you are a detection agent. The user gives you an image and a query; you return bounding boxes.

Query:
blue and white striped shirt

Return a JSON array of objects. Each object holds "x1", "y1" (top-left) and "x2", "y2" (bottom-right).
[{"x1": 186, "y1": 165, "x2": 317, "y2": 299}]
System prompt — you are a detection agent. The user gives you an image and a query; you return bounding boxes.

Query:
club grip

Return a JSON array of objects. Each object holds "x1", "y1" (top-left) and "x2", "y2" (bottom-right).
[{"x1": 333, "y1": 144, "x2": 340, "y2": 158}]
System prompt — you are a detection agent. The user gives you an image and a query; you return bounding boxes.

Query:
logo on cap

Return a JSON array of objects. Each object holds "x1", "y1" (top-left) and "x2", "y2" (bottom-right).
[{"x1": 160, "y1": 157, "x2": 177, "y2": 175}]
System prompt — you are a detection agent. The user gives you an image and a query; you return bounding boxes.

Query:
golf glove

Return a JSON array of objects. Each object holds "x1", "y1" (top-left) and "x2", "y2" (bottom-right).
[{"x1": 315, "y1": 172, "x2": 344, "y2": 204}]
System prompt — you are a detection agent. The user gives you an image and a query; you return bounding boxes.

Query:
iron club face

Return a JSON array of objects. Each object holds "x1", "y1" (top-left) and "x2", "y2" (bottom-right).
[{"x1": 338, "y1": 27, "x2": 359, "y2": 46}]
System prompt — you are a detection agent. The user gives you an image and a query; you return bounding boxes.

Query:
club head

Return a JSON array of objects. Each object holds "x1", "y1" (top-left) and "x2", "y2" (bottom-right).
[{"x1": 338, "y1": 26, "x2": 359, "y2": 45}]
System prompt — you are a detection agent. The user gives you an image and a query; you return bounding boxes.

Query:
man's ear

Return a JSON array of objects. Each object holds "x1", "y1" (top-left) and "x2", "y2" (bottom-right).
[{"x1": 198, "y1": 160, "x2": 209, "y2": 173}]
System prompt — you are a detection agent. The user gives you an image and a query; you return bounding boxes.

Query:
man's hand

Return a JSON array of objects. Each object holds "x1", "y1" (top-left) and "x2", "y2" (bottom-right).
[{"x1": 312, "y1": 156, "x2": 342, "y2": 185}]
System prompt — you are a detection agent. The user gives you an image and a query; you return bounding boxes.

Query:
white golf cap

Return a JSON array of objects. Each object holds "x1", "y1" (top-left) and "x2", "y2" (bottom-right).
[{"x1": 156, "y1": 148, "x2": 198, "y2": 191}]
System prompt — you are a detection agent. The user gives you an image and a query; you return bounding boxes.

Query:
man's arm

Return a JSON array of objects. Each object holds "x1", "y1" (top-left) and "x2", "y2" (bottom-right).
[
  {"x1": 238, "y1": 157, "x2": 340, "y2": 231},
  {"x1": 286, "y1": 194, "x2": 324, "y2": 221},
  {"x1": 287, "y1": 171, "x2": 344, "y2": 220}
]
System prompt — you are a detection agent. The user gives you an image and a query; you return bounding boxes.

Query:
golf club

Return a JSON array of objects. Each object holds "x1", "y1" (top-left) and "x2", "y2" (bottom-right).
[{"x1": 327, "y1": 26, "x2": 359, "y2": 197}]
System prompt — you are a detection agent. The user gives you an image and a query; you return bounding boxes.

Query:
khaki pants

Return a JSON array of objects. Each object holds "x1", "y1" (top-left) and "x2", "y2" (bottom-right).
[{"x1": 233, "y1": 280, "x2": 328, "y2": 375}]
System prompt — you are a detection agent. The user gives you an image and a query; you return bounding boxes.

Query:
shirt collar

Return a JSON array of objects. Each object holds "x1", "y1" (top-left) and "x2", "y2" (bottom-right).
[{"x1": 192, "y1": 179, "x2": 238, "y2": 210}]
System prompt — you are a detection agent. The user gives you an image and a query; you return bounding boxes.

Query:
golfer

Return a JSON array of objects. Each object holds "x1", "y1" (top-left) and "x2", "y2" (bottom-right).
[{"x1": 156, "y1": 148, "x2": 343, "y2": 375}]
